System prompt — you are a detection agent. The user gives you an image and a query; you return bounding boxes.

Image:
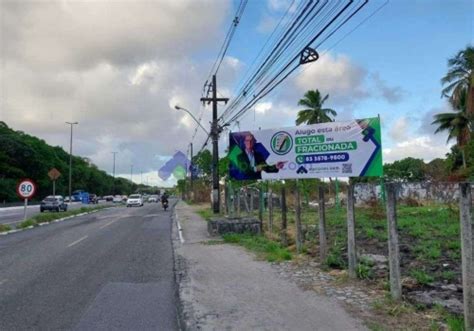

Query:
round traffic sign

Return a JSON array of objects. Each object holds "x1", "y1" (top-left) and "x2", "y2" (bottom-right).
[{"x1": 16, "y1": 179, "x2": 37, "y2": 199}]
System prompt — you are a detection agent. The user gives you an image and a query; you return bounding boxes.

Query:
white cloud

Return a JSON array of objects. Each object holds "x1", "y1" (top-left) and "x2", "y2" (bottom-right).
[
  {"x1": 383, "y1": 136, "x2": 452, "y2": 163},
  {"x1": 255, "y1": 102, "x2": 272, "y2": 114},
  {"x1": 389, "y1": 117, "x2": 409, "y2": 141},
  {"x1": 0, "y1": 0, "x2": 235, "y2": 183},
  {"x1": 294, "y1": 52, "x2": 369, "y2": 105}
]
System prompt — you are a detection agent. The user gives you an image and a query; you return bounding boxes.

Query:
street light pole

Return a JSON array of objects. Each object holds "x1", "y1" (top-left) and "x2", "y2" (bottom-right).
[
  {"x1": 174, "y1": 105, "x2": 210, "y2": 135},
  {"x1": 66, "y1": 122, "x2": 78, "y2": 201}
]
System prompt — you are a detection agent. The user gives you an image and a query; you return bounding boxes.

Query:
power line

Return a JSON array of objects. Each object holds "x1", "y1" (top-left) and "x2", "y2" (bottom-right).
[{"x1": 220, "y1": 0, "x2": 377, "y2": 126}]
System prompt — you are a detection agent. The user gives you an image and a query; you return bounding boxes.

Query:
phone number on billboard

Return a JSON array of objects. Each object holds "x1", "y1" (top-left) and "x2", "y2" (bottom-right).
[{"x1": 297, "y1": 152, "x2": 349, "y2": 164}]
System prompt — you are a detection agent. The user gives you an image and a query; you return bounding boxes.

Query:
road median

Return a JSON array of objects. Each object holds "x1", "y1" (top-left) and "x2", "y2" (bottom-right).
[{"x1": 1, "y1": 205, "x2": 113, "y2": 235}]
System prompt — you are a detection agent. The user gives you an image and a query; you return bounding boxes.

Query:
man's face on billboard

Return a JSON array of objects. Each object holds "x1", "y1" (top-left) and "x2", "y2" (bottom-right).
[{"x1": 244, "y1": 135, "x2": 254, "y2": 151}]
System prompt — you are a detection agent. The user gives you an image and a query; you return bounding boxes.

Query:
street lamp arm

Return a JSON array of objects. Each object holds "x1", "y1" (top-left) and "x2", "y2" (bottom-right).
[{"x1": 175, "y1": 105, "x2": 209, "y2": 135}]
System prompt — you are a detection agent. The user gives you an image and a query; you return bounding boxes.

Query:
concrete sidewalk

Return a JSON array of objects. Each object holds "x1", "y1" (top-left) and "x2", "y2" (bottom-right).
[{"x1": 172, "y1": 202, "x2": 367, "y2": 331}]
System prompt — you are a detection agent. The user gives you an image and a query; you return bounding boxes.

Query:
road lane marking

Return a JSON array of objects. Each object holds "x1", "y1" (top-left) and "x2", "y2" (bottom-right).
[
  {"x1": 99, "y1": 220, "x2": 116, "y2": 229},
  {"x1": 67, "y1": 235, "x2": 88, "y2": 247}
]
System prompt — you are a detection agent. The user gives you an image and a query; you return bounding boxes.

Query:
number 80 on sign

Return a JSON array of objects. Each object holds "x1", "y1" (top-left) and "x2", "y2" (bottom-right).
[{"x1": 16, "y1": 179, "x2": 37, "y2": 199}]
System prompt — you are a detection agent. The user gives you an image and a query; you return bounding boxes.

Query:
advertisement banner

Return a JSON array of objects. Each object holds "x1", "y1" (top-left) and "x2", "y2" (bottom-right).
[{"x1": 228, "y1": 117, "x2": 382, "y2": 180}]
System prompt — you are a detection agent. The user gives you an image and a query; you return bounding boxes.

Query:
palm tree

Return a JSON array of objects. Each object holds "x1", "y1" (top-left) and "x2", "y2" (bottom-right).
[
  {"x1": 432, "y1": 89, "x2": 471, "y2": 168},
  {"x1": 441, "y1": 46, "x2": 474, "y2": 113},
  {"x1": 295, "y1": 90, "x2": 337, "y2": 125}
]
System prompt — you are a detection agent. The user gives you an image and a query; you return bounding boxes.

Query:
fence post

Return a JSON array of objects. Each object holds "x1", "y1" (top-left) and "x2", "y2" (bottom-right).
[
  {"x1": 386, "y1": 183, "x2": 402, "y2": 300},
  {"x1": 237, "y1": 189, "x2": 241, "y2": 217},
  {"x1": 258, "y1": 185, "x2": 263, "y2": 232},
  {"x1": 295, "y1": 180, "x2": 303, "y2": 253},
  {"x1": 347, "y1": 183, "x2": 357, "y2": 278},
  {"x1": 281, "y1": 186, "x2": 288, "y2": 247},
  {"x1": 249, "y1": 190, "x2": 254, "y2": 216},
  {"x1": 460, "y1": 182, "x2": 474, "y2": 330},
  {"x1": 268, "y1": 187, "x2": 273, "y2": 233},
  {"x1": 318, "y1": 186, "x2": 327, "y2": 262}
]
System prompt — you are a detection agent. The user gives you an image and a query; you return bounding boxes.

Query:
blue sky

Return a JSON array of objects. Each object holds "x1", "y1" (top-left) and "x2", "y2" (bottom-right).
[{"x1": 200, "y1": 0, "x2": 473, "y2": 163}]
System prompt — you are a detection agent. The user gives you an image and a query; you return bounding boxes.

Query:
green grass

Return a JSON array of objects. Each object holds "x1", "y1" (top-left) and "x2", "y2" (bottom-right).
[
  {"x1": 196, "y1": 208, "x2": 218, "y2": 221},
  {"x1": 446, "y1": 315, "x2": 464, "y2": 331},
  {"x1": 16, "y1": 205, "x2": 110, "y2": 229},
  {"x1": 0, "y1": 224, "x2": 12, "y2": 232},
  {"x1": 222, "y1": 232, "x2": 292, "y2": 262},
  {"x1": 267, "y1": 202, "x2": 461, "y2": 282},
  {"x1": 410, "y1": 269, "x2": 434, "y2": 286}
]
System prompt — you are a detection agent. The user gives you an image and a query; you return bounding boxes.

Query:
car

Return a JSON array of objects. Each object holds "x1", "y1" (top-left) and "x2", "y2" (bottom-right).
[
  {"x1": 89, "y1": 194, "x2": 99, "y2": 204},
  {"x1": 148, "y1": 195, "x2": 159, "y2": 203},
  {"x1": 113, "y1": 195, "x2": 122, "y2": 203},
  {"x1": 40, "y1": 195, "x2": 68, "y2": 212},
  {"x1": 127, "y1": 194, "x2": 143, "y2": 207},
  {"x1": 104, "y1": 195, "x2": 114, "y2": 202}
]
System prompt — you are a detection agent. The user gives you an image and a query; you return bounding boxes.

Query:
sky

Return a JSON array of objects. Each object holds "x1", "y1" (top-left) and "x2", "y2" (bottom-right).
[{"x1": 1, "y1": 0, "x2": 473, "y2": 187}]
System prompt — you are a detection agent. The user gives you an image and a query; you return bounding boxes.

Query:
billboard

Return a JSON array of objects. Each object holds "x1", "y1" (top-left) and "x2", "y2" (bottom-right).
[{"x1": 228, "y1": 117, "x2": 382, "y2": 180}]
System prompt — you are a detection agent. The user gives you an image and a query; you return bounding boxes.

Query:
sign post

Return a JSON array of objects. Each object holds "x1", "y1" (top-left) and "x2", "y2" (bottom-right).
[
  {"x1": 48, "y1": 168, "x2": 61, "y2": 196},
  {"x1": 16, "y1": 179, "x2": 37, "y2": 221}
]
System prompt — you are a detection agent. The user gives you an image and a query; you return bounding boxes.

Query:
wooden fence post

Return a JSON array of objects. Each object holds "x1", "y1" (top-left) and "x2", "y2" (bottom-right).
[
  {"x1": 295, "y1": 180, "x2": 303, "y2": 253},
  {"x1": 249, "y1": 190, "x2": 254, "y2": 216},
  {"x1": 281, "y1": 186, "x2": 288, "y2": 247},
  {"x1": 258, "y1": 186, "x2": 263, "y2": 233},
  {"x1": 460, "y1": 183, "x2": 474, "y2": 330},
  {"x1": 347, "y1": 183, "x2": 357, "y2": 278},
  {"x1": 237, "y1": 189, "x2": 241, "y2": 217},
  {"x1": 268, "y1": 187, "x2": 273, "y2": 233},
  {"x1": 318, "y1": 186, "x2": 327, "y2": 262},
  {"x1": 386, "y1": 183, "x2": 402, "y2": 300}
]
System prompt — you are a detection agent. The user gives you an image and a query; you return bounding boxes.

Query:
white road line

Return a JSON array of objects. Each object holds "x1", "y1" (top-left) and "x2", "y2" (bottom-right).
[
  {"x1": 99, "y1": 220, "x2": 116, "y2": 229},
  {"x1": 0, "y1": 279, "x2": 7, "y2": 286},
  {"x1": 67, "y1": 235, "x2": 88, "y2": 248}
]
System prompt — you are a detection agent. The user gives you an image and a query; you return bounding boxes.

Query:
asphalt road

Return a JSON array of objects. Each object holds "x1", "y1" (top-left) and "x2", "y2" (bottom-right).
[
  {"x1": 0, "y1": 202, "x2": 178, "y2": 330},
  {"x1": 0, "y1": 201, "x2": 115, "y2": 226}
]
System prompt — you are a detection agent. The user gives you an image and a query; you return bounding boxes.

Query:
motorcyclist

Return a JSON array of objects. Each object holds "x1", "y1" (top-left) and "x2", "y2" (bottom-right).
[{"x1": 161, "y1": 192, "x2": 169, "y2": 209}]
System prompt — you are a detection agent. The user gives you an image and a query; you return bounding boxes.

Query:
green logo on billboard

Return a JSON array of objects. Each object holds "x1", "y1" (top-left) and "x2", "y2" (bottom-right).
[{"x1": 271, "y1": 131, "x2": 293, "y2": 155}]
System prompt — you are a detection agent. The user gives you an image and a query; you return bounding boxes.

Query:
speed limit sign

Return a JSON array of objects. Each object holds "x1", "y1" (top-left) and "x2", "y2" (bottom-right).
[{"x1": 16, "y1": 179, "x2": 37, "y2": 199}]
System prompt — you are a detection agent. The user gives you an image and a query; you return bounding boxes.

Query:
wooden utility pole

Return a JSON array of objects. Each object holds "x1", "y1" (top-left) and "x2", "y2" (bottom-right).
[{"x1": 200, "y1": 75, "x2": 228, "y2": 214}]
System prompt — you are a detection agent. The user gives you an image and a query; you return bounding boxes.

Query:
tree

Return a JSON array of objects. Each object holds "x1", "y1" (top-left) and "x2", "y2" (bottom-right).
[
  {"x1": 441, "y1": 45, "x2": 474, "y2": 114},
  {"x1": 295, "y1": 90, "x2": 337, "y2": 125},
  {"x1": 383, "y1": 157, "x2": 426, "y2": 182},
  {"x1": 432, "y1": 88, "x2": 471, "y2": 168},
  {"x1": 192, "y1": 150, "x2": 212, "y2": 178}
]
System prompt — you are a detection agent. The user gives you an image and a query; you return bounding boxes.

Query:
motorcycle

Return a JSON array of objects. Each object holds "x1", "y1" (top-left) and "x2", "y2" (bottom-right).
[{"x1": 162, "y1": 199, "x2": 169, "y2": 211}]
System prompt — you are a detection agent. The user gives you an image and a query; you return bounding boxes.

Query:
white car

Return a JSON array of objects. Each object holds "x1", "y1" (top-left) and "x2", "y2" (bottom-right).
[
  {"x1": 127, "y1": 194, "x2": 143, "y2": 207},
  {"x1": 113, "y1": 195, "x2": 122, "y2": 203},
  {"x1": 148, "y1": 195, "x2": 159, "y2": 203}
]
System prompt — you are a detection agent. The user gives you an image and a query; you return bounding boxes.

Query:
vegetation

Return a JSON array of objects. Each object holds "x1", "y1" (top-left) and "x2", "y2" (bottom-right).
[
  {"x1": 295, "y1": 89, "x2": 337, "y2": 125},
  {"x1": 0, "y1": 224, "x2": 12, "y2": 233},
  {"x1": 16, "y1": 205, "x2": 109, "y2": 229},
  {"x1": 222, "y1": 232, "x2": 292, "y2": 262},
  {"x1": 0, "y1": 122, "x2": 155, "y2": 202}
]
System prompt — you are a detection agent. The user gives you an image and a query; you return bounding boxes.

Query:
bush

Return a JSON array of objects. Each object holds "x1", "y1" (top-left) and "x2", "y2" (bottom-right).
[
  {"x1": 0, "y1": 224, "x2": 12, "y2": 232},
  {"x1": 324, "y1": 249, "x2": 346, "y2": 269},
  {"x1": 17, "y1": 219, "x2": 37, "y2": 229},
  {"x1": 356, "y1": 258, "x2": 375, "y2": 280}
]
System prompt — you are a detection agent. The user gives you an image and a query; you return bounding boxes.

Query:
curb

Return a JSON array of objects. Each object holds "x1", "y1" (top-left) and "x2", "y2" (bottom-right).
[{"x1": 0, "y1": 207, "x2": 114, "y2": 236}]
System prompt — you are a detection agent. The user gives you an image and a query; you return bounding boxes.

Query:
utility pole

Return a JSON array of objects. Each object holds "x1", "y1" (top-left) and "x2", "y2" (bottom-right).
[
  {"x1": 111, "y1": 152, "x2": 117, "y2": 195},
  {"x1": 200, "y1": 75, "x2": 228, "y2": 214},
  {"x1": 112, "y1": 152, "x2": 117, "y2": 177},
  {"x1": 66, "y1": 122, "x2": 78, "y2": 201},
  {"x1": 190, "y1": 142, "x2": 194, "y2": 195}
]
